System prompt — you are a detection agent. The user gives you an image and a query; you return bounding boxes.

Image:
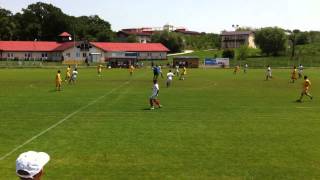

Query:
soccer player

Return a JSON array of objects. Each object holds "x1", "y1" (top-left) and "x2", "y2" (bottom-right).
[
  {"x1": 244, "y1": 64, "x2": 248, "y2": 73},
  {"x1": 129, "y1": 65, "x2": 135, "y2": 76},
  {"x1": 291, "y1": 65, "x2": 298, "y2": 83},
  {"x1": 16, "y1": 151, "x2": 50, "y2": 180},
  {"x1": 149, "y1": 79, "x2": 162, "y2": 110},
  {"x1": 233, "y1": 65, "x2": 240, "y2": 74},
  {"x1": 266, "y1": 65, "x2": 272, "y2": 80},
  {"x1": 65, "y1": 65, "x2": 71, "y2": 82},
  {"x1": 158, "y1": 65, "x2": 164, "y2": 78},
  {"x1": 166, "y1": 70, "x2": 175, "y2": 87},
  {"x1": 97, "y1": 64, "x2": 103, "y2": 76},
  {"x1": 180, "y1": 66, "x2": 187, "y2": 80},
  {"x1": 69, "y1": 68, "x2": 78, "y2": 84},
  {"x1": 153, "y1": 65, "x2": 159, "y2": 80},
  {"x1": 297, "y1": 75, "x2": 313, "y2": 102},
  {"x1": 174, "y1": 65, "x2": 180, "y2": 76},
  {"x1": 56, "y1": 70, "x2": 62, "y2": 91},
  {"x1": 298, "y1": 64, "x2": 304, "y2": 78}
]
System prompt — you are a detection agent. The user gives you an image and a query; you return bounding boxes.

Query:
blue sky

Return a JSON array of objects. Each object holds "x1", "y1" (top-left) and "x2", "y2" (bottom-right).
[{"x1": 1, "y1": 0, "x2": 319, "y2": 33}]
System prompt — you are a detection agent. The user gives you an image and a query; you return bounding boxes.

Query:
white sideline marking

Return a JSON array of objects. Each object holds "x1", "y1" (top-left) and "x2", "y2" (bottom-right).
[
  {"x1": 0, "y1": 81, "x2": 130, "y2": 161},
  {"x1": 295, "y1": 107, "x2": 314, "y2": 109}
]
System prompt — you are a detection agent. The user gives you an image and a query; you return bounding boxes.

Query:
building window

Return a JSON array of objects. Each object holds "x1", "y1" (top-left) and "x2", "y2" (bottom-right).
[
  {"x1": 66, "y1": 53, "x2": 71, "y2": 57},
  {"x1": 83, "y1": 53, "x2": 87, "y2": 57},
  {"x1": 76, "y1": 52, "x2": 80, "y2": 57}
]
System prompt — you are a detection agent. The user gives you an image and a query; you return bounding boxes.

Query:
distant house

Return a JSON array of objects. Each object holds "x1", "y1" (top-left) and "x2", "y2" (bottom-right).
[
  {"x1": 117, "y1": 24, "x2": 202, "y2": 43},
  {"x1": 0, "y1": 32, "x2": 169, "y2": 67},
  {"x1": 117, "y1": 28, "x2": 153, "y2": 43},
  {"x1": 220, "y1": 31, "x2": 256, "y2": 49},
  {"x1": 174, "y1": 28, "x2": 202, "y2": 36}
]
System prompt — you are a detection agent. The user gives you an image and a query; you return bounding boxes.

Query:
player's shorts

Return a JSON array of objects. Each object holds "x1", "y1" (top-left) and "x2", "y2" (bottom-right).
[
  {"x1": 150, "y1": 94, "x2": 158, "y2": 99},
  {"x1": 56, "y1": 81, "x2": 61, "y2": 87},
  {"x1": 302, "y1": 88, "x2": 309, "y2": 94}
]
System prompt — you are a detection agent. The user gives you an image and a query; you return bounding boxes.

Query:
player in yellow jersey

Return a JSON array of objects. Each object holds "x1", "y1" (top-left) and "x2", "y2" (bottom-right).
[
  {"x1": 97, "y1": 64, "x2": 103, "y2": 76},
  {"x1": 180, "y1": 66, "x2": 187, "y2": 80},
  {"x1": 129, "y1": 65, "x2": 135, "y2": 76},
  {"x1": 65, "y1": 65, "x2": 71, "y2": 82},
  {"x1": 297, "y1": 76, "x2": 313, "y2": 102},
  {"x1": 56, "y1": 70, "x2": 62, "y2": 91},
  {"x1": 233, "y1": 65, "x2": 240, "y2": 74},
  {"x1": 291, "y1": 65, "x2": 298, "y2": 83}
]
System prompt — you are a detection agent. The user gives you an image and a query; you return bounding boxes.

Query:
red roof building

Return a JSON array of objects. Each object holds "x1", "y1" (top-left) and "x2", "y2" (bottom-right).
[
  {"x1": 91, "y1": 42, "x2": 169, "y2": 52},
  {"x1": 58, "y1": 32, "x2": 72, "y2": 37},
  {"x1": 0, "y1": 39, "x2": 169, "y2": 65}
]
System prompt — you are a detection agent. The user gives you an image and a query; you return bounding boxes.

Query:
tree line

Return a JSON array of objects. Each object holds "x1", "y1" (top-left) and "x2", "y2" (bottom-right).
[
  {"x1": 0, "y1": 2, "x2": 114, "y2": 41},
  {"x1": 0, "y1": 2, "x2": 221, "y2": 53}
]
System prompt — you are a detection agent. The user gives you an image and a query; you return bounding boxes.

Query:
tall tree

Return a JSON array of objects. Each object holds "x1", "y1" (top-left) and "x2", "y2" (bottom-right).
[
  {"x1": 255, "y1": 27, "x2": 287, "y2": 56},
  {"x1": 0, "y1": 8, "x2": 16, "y2": 40},
  {"x1": 151, "y1": 31, "x2": 184, "y2": 53}
]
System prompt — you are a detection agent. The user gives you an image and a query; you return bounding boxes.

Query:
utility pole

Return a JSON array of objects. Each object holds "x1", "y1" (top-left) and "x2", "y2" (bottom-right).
[{"x1": 232, "y1": 24, "x2": 239, "y2": 48}]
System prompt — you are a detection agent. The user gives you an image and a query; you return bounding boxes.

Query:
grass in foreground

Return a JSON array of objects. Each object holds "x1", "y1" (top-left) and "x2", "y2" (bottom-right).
[{"x1": 0, "y1": 68, "x2": 320, "y2": 179}]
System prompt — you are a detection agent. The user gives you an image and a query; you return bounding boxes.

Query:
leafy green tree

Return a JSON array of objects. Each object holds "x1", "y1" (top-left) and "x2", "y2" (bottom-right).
[
  {"x1": 151, "y1": 31, "x2": 184, "y2": 53},
  {"x1": 0, "y1": 2, "x2": 114, "y2": 41},
  {"x1": 255, "y1": 27, "x2": 287, "y2": 56},
  {"x1": 0, "y1": 8, "x2": 16, "y2": 40},
  {"x1": 184, "y1": 33, "x2": 220, "y2": 50},
  {"x1": 222, "y1": 49, "x2": 235, "y2": 59},
  {"x1": 295, "y1": 32, "x2": 310, "y2": 45},
  {"x1": 236, "y1": 45, "x2": 249, "y2": 60},
  {"x1": 127, "y1": 34, "x2": 138, "y2": 43}
]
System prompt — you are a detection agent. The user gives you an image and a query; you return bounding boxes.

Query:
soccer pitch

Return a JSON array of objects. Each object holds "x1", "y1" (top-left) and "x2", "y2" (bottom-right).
[{"x1": 0, "y1": 68, "x2": 319, "y2": 179}]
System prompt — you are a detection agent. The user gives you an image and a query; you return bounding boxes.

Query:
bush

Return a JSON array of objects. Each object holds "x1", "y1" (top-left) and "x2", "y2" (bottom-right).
[
  {"x1": 222, "y1": 49, "x2": 235, "y2": 59},
  {"x1": 236, "y1": 45, "x2": 249, "y2": 60}
]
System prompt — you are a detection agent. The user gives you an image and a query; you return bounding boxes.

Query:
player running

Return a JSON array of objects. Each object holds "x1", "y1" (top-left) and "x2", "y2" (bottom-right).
[
  {"x1": 97, "y1": 64, "x2": 103, "y2": 76},
  {"x1": 297, "y1": 75, "x2": 313, "y2": 102},
  {"x1": 158, "y1": 65, "x2": 164, "y2": 78},
  {"x1": 180, "y1": 66, "x2": 187, "y2": 80},
  {"x1": 149, "y1": 80, "x2": 162, "y2": 110},
  {"x1": 166, "y1": 70, "x2": 175, "y2": 88},
  {"x1": 56, "y1": 70, "x2": 62, "y2": 91},
  {"x1": 233, "y1": 65, "x2": 240, "y2": 74},
  {"x1": 244, "y1": 64, "x2": 248, "y2": 73},
  {"x1": 153, "y1": 65, "x2": 160, "y2": 80},
  {"x1": 65, "y1": 65, "x2": 71, "y2": 82},
  {"x1": 174, "y1": 65, "x2": 180, "y2": 76},
  {"x1": 69, "y1": 68, "x2": 78, "y2": 84},
  {"x1": 291, "y1": 65, "x2": 298, "y2": 83},
  {"x1": 129, "y1": 65, "x2": 135, "y2": 76},
  {"x1": 298, "y1": 64, "x2": 304, "y2": 78},
  {"x1": 265, "y1": 65, "x2": 272, "y2": 80}
]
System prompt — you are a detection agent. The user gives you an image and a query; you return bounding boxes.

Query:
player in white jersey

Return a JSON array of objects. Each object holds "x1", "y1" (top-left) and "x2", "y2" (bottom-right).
[
  {"x1": 69, "y1": 68, "x2": 78, "y2": 84},
  {"x1": 244, "y1": 64, "x2": 248, "y2": 73},
  {"x1": 265, "y1": 65, "x2": 272, "y2": 80},
  {"x1": 174, "y1": 65, "x2": 180, "y2": 76},
  {"x1": 166, "y1": 70, "x2": 175, "y2": 88},
  {"x1": 149, "y1": 80, "x2": 162, "y2": 110},
  {"x1": 298, "y1": 64, "x2": 303, "y2": 79}
]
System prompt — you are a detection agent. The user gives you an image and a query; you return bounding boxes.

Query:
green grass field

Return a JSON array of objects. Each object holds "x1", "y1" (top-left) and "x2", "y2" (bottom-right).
[{"x1": 0, "y1": 67, "x2": 320, "y2": 179}]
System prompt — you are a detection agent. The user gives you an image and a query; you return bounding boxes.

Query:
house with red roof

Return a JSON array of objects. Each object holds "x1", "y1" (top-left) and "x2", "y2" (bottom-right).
[{"x1": 0, "y1": 32, "x2": 169, "y2": 67}]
